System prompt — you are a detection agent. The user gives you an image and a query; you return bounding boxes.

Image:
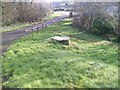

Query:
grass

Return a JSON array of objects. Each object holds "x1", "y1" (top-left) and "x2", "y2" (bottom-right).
[
  {"x1": 1, "y1": 19, "x2": 118, "y2": 88},
  {"x1": 43, "y1": 12, "x2": 60, "y2": 21},
  {"x1": 1, "y1": 23, "x2": 34, "y2": 32},
  {"x1": 1, "y1": 12, "x2": 60, "y2": 32}
]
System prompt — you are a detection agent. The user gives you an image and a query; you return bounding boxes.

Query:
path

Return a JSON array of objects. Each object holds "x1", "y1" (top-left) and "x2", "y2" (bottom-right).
[{"x1": 1, "y1": 12, "x2": 70, "y2": 55}]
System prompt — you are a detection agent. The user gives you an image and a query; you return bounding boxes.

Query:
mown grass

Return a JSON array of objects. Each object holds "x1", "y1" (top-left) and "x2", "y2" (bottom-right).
[
  {"x1": 0, "y1": 23, "x2": 33, "y2": 32},
  {"x1": 1, "y1": 19, "x2": 118, "y2": 88},
  {"x1": 43, "y1": 12, "x2": 60, "y2": 21},
  {"x1": 1, "y1": 12, "x2": 60, "y2": 32}
]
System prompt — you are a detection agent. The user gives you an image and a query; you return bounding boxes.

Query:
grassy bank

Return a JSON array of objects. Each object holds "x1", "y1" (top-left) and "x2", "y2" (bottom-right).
[{"x1": 2, "y1": 19, "x2": 118, "y2": 88}]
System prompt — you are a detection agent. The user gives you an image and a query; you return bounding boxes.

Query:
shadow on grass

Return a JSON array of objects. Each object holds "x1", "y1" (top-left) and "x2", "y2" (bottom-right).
[{"x1": 69, "y1": 32, "x2": 108, "y2": 42}]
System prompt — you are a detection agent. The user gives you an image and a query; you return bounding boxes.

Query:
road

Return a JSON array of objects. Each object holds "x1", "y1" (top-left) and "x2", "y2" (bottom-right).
[{"x1": 0, "y1": 11, "x2": 70, "y2": 55}]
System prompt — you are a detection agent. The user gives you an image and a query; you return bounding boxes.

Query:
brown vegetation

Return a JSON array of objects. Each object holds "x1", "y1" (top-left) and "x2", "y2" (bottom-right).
[{"x1": 2, "y1": 2, "x2": 51, "y2": 26}]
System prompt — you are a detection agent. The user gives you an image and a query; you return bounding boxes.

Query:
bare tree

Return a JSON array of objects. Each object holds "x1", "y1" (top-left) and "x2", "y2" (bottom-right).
[{"x1": 2, "y1": 1, "x2": 51, "y2": 26}]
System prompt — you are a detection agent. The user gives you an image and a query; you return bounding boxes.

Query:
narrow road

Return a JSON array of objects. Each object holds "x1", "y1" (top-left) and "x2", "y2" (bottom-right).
[{"x1": 1, "y1": 12, "x2": 70, "y2": 55}]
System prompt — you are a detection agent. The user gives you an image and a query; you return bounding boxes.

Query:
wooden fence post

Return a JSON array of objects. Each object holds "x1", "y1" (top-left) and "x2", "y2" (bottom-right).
[
  {"x1": 37, "y1": 27, "x2": 39, "y2": 34},
  {"x1": 32, "y1": 28, "x2": 33, "y2": 36},
  {"x1": 42, "y1": 23, "x2": 44, "y2": 29}
]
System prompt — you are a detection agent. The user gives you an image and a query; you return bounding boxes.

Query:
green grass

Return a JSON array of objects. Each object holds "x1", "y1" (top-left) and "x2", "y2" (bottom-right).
[
  {"x1": 1, "y1": 23, "x2": 32, "y2": 32},
  {"x1": 2, "y1": 19, "x2": 118, "y2": 88},
  {"x1": 43, "y1": 12, "x2": 60, "y2": 21},
  {"x1": 1, "y1": 12, "x2": 60, "y2": 32}
]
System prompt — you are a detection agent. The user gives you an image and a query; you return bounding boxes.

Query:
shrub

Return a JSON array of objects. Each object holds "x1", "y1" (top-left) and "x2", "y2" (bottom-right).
[
  {"x1": 72, "y1": 2, "x2": 119, "y2": 42},
  {"x1": 2, "y1": 2, "x2": 51, "y2": 26}
]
